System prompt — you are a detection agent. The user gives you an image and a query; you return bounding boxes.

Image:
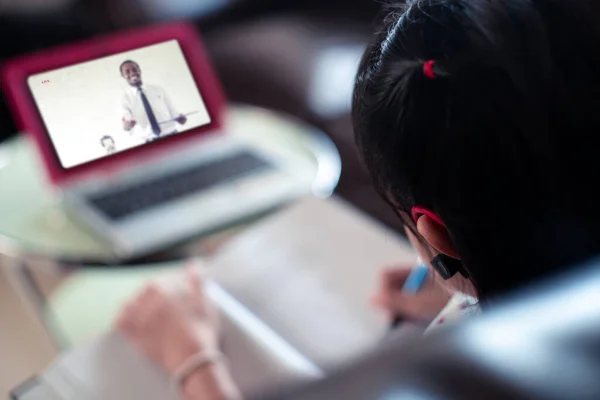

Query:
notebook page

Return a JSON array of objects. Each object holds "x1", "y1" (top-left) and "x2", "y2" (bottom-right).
[{"x1": 209, "y1": 197, "x2": 416, "y2": 368}]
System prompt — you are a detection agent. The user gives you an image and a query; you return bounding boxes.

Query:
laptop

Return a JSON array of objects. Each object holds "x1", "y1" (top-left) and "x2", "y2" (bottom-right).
[{"x1": 1, "y1": 23, "x2": 314, "y2": 259}]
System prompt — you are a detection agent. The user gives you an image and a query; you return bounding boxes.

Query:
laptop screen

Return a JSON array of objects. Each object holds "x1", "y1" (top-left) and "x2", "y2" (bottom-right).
[{"x1": 26, "y1": 39, "x2": 212, "y2": 169}]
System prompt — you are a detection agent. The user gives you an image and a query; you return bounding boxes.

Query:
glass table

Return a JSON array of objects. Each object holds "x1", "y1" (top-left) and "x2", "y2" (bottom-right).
[{"x1": 0, "y1": 104, "x2": 341, "y2": 348}]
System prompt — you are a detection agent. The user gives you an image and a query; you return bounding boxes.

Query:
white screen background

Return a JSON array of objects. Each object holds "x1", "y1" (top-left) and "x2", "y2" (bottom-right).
[{"x1": 27, "y1": 40, "x2": 211, "y2": 168}]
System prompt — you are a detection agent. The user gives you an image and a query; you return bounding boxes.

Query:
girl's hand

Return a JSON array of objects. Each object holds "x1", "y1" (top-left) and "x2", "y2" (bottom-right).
[
  {"x1": 371, "y1": 264, "x2": 455, "y2": 323},
  {"x1": 115, "y1": 265, "x2": 219, "y2": 375}
]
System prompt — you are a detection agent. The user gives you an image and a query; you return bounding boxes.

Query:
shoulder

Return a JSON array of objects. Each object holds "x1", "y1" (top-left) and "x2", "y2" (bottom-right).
[
  {"x1": 145, "y1": 84, "x2": 165, "y2": 94},
  {"x1": 121, "y1": 88, "x2": 135, "y2": 102},
  {"x1": 424, "y1": 292, "x2": 481, "y2": 334}
]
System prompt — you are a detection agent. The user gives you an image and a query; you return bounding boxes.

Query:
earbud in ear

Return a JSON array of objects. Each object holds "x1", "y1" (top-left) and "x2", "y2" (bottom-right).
[{"x1": 431, "y1": 254, "x2": 469, "y2": 280}]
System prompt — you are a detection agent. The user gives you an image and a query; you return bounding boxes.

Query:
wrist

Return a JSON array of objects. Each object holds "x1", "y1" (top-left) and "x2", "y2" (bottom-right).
[
  {"x1": 182, "y1": 362, "x2": 229, "y2": 399},
  {"x1": 165, "y1": 340, "x2": 205, "y2": 374},
  {"x1": 172, "y1": 349, "x2": 237, "y2": 400},
  {"x1": 166, "y1": 326, "x2": 218, "y2": 374}
]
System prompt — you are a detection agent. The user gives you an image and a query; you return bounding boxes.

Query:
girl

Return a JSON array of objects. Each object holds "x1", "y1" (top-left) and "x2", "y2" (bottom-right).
[
  {"x1": 354, "y1": 0, "x2": 600, "y2": 301},
  {"x1": 116, "y1": 0, "x2": 600, "y2": 398}
]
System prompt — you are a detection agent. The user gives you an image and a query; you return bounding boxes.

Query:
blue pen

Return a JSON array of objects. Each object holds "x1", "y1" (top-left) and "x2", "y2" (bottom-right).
[
  {"x1": 391, "y1": 259, "x2": 429, "y2": 328},
  {"x1": 401, "y1": 260, "x2": 429, "y2": 294}
]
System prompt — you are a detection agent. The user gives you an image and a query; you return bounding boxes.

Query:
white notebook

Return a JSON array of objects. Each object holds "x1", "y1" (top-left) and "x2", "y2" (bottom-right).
[
  {"x1": 208, "y1": 196, "x2": 416, "y2": 367},
  {"x1": 13, "y1": 197, "x2": 415, "y2": 399}
]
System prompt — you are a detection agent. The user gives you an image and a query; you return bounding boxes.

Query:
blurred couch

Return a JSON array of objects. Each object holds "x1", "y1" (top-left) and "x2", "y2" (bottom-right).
[{"x1": 0, "y1": 0, "x2": 403, "y2": 232}]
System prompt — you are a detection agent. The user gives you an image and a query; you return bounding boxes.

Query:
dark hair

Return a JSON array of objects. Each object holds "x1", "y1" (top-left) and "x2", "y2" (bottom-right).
[
  {"x1": 353, "y1": 0, "x2": 600, "y2": 300},
  {"x1": 100, "y1": 135, "x2": 114, "y2": 145},
  {"x1": 119, "y1": 60, "x2": 139, "y2": 75}
]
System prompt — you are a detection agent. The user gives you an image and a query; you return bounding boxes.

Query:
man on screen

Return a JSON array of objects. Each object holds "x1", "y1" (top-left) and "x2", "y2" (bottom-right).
[{"x1": 119, "y1": 60, "x2": 187, "y2": 142}]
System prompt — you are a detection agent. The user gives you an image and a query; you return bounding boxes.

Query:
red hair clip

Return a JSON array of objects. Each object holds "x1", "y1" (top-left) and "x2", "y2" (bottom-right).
[
  {"x1": 412, "y1": 206, "x2": 445, "y2": 227},
  {"x1": 423, "y1": 60, "x2": 436, "y2": 79}
]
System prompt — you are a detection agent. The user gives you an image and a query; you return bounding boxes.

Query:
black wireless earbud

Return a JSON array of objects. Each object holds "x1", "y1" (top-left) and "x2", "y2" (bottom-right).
[{"x1": 431, "y1": 254, "x2": 469, "y2": 280}]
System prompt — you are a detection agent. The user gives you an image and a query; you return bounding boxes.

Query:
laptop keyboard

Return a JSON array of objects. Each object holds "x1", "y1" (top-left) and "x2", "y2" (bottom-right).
[{"x1": 87, "y1": 151, "x2": 273, "y2": 221}]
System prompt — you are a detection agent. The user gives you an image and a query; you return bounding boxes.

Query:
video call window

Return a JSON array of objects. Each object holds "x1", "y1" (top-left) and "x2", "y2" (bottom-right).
[{"x1": 27, "y1": 40, "x2": 212, "y2": 169}]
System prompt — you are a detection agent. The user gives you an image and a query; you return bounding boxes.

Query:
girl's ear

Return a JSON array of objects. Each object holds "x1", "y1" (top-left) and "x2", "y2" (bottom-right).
[{"x1": 416, "y1": 215, "x2": 460, "y2": 259}]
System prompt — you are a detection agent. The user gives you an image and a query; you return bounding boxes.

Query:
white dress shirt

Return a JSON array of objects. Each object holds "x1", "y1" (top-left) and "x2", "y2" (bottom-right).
[{"x1": 120, "y1": 84, "x2": 180, "y2": 142}]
